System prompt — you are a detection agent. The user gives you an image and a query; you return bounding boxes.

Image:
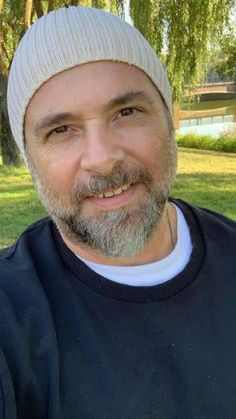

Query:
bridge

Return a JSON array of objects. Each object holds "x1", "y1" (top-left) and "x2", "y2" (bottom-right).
[
  {"x1": 173, "y1": 81, "x2": 236, "y2": 128},
  {"x1": 184, "y1": 82, "x2": 236, "y2": 97}
]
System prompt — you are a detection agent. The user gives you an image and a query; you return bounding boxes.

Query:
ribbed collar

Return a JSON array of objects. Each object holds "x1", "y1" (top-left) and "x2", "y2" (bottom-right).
[{"x1": 52, "y1": 199, "x2": 205, "y2": 303}]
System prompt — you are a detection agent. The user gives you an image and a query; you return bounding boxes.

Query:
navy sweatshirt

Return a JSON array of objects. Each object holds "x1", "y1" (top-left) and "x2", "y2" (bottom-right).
[{"x1": 0, "y1": 199, "x2": 236, "y2": 418}]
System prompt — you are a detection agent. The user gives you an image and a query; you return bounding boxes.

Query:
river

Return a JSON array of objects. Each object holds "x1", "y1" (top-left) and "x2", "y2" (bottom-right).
[{"x1": 177, "y1": 98, "x2": 236, "y2": 138}]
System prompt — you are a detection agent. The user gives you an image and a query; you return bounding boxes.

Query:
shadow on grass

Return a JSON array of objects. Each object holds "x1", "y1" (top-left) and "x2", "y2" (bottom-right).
[
  {"x1": 173, "y1": 173, "x2": 236, "y2": 219},
  {"x1": 0, "y1": 184, "x2": 35, "y2": 193},
  {"x1": 0, "y1": 197, "x2": 46, "y2": 248},
  {"x1": 0, "y1": 196, "x2": 44, "y2": 212},
  {"x1": 1, "y1": 170, "x2": 235, "y2": 247},
  {"x1": 175, "y1": 171, "x2": 236, "y2": 184}
]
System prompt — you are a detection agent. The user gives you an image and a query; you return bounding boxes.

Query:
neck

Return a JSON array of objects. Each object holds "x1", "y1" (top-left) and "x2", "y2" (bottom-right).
[{"x1": 60, "y1": 202, "x2": 177, "y2": 267}]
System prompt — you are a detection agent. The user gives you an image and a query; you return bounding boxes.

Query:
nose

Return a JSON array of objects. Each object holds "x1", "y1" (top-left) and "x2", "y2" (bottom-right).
[{"x1": 80, "y1": 124, "x2": 125, "y2": 175}]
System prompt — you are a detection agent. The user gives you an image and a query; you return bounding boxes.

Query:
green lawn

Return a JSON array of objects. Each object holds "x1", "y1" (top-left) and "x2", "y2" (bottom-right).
[
  {"x1": 0, "y1": 147, "x2": 236, "y2": 248},
  {"x1": 174, "y1": 148, "x2": 236, "y2": 220}
]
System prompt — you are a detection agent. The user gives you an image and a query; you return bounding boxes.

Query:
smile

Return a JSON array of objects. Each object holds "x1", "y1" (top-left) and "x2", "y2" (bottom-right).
[
  {"x1": 96, "y1": 184, "x2": 130, "y2": 198},
  {"x1": 85, "y1": 183, "x2": 139, "y2": 211}
]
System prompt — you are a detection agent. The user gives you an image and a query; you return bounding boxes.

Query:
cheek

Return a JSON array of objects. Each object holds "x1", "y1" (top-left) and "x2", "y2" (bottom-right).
[
  {"x1": 33, "y1": 153, "x2": 79, "y2": 197},
  {"x1": 127, "y1": 125, "x2": 175, "y2": 184},
  {"x1": 32, "y1": 139, "x2": 83, "y2": 179},
  {"x1": 124, "y1": 123, "x2": 164, "y2": 166}
]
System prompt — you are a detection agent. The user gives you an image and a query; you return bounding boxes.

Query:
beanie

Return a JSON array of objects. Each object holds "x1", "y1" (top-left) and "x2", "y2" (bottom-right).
[{"x1": 7, "y1": 6, "x2": 172, "y2": 162}]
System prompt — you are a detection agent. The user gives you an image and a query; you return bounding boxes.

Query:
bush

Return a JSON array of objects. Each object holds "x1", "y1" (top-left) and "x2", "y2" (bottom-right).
[
  {"x1": 176, "y1": 132, "x2": 236, "y2": 153},
  {"x1": 220, "y1": 127, "x2": 236, "y2": 140}
]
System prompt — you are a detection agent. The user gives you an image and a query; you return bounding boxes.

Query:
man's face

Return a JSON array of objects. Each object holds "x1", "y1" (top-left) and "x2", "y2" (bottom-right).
[{"x1": 24, "y1": 62, "x2": 177, "y2": 259}]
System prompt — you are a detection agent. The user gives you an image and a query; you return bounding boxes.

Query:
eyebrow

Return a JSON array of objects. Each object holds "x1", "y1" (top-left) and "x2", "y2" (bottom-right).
[
  {"x1": 33, "y1": 90, "x2": 153, "y2": 137},
  {"x1": 33, "y1": 112, "x2": 74, "y2": 137},
  {"x1": 107, "y1": 90, "x2": 153, "y2": 108}
]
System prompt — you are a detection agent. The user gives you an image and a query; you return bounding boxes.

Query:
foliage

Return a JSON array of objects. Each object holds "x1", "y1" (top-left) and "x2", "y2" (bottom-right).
[
  {"x1": 216, "y1": 33, "x2": 236, "y2": 82},
  {"x1": 176, "y1": 132, "x2": 236, "y2": 153},
  {"x1": 130, "y1": 0, "x2": 164, "y2": 55},
  {"x1": 0, "y1": 0, "x2": 123, "y2": 166},
  {"x1": 130, "y1": 0, "x2": 234, "y2": 101},
  {"x1": 0, "y1": 0, "x2": 25, "y2": 166},
  {"x1": 221, "y1": 126, "x2": 236, "y2": 138},
  {"x1": 78, "y1": 0, "x2": 124, "y2": 13},
  {"x1": 0, "y1": 0, "x2": 235, "y2": 166}
]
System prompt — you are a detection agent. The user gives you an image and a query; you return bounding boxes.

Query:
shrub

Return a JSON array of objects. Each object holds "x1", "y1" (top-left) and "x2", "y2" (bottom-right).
[
  {"x1": 176, "y1": 132, "x2": 236, "y2": 153},
  {"x1": 219, "y1": 127, "x2": 236, "y2": 141}
]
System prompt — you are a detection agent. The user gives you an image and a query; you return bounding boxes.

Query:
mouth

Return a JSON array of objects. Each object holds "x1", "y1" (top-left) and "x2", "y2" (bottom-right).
[
  {"x1": 85, "y1": 183, "x2": 139, "y2": 210},
  {"x1": 96, "y1": 183, "x2": 130, "y2": 198}
]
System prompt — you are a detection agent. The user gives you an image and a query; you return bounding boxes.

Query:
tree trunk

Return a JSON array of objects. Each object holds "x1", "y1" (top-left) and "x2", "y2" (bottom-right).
[
  {"x1": 0, "y1": 72, "x2": 21, "y2": 167},
  {"x1": 33, "y1": 0, "x2": 44, "y2": 18},
  {"x1": 23, "y1": 0, "x2": 33, "y2": 31},
  {"x1": 0, "y1": 0, "x2": 21, "y2": 166},
  {"x1": 0, "y1": 109, "x2": 21, "y2": 167}
]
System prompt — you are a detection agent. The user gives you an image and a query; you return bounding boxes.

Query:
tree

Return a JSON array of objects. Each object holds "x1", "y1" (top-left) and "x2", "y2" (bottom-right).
[
  {"x1": 0, "y1": 0, "x2": 23, "y2": 166},
  {"x1": 216, "y1": 33, "x2": 236, "y2": 82},
  {"x1": 0, "y1": 0, "x2": 121, "y2": 166},
  {"x1": 0, "y1": 0, "x2": 234, "y2": 165},
  {"x1": 130, "y1": 0, "x2": 234, "y2": 101}
]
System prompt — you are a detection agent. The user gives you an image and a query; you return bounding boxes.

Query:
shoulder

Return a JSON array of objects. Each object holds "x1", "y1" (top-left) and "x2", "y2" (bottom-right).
[
  {"x1": 172, "y1": 198, "x2": 236, "y2": 232},
  {"x1": 0, "y1": 219, "x2": 58, "y2": 417},
  {"x1": 0, "y1": 217, "x2": 56, "y2": 335},
  {"x1": 0, "y1": 217, "x2": 54, "y2": 280},
  {"x1": 172, "y1": 198, "x2": 236, "y2": 264}
]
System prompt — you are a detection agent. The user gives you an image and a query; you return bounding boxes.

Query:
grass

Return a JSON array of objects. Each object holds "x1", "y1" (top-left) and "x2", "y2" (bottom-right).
[
  {"x1": 174, "y1": 148, "x2": 236, "y2": 220},
  {"x1": 0, "y1": 165, "x2": 46, "y2": 248},
  {"x1": 0, "y1": 147, "x2": 236, "y2": 248}
]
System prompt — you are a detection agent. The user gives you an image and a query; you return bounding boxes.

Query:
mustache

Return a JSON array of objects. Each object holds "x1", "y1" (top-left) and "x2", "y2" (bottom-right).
[{"x1": 71, "y1": 166, "x2": 152, "y2": 201}]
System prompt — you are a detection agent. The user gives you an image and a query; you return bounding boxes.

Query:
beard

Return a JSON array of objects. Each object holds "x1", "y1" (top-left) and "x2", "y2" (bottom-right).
[{"x1": 27, "y1": 142, "x2": 177, "y2": 259}]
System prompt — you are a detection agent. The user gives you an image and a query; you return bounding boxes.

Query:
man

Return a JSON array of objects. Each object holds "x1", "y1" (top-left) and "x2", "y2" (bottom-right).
[{"x1": 1, "y1": 5, "x2": 236, "y2": 418}]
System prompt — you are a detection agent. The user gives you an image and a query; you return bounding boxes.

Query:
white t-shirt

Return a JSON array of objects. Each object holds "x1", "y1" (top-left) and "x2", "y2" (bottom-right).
[{"x1": 77, "y1": 204, "x2": 193, "y2": 286}]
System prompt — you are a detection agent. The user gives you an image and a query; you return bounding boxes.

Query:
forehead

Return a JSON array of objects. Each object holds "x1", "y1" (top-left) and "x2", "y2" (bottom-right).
[{"x1": 25, "y1": 61, "x2": 163, "y2": 121}]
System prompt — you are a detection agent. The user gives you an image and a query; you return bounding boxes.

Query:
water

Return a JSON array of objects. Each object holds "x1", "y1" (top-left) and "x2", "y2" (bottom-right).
[{"x1": 177, "y1": 98, "x2": 236, "y2": 138}]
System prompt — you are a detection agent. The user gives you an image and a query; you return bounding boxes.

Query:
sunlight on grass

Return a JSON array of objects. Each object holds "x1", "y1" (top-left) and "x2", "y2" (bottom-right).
[
  {"x1": 0, "y1": 165, "x2": 46, "y2": 247},
  {"x1": 0, "y1": 148, "x2": 236, "y2": 248},
  {"x1": 172, "y1": 148, "x2": 236, "y2": 220},
  {"x1": 177, "y1": 148, "x2": 236, "y2": 174}
]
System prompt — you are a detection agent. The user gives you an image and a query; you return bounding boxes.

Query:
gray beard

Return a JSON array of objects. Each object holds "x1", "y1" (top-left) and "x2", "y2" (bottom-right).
[
  {"x1": 27, "y1": 153, "x2": 176, "y2": 259},
  {"x1": 60, "y1": 187, "x2": 167, "y2": 258}
]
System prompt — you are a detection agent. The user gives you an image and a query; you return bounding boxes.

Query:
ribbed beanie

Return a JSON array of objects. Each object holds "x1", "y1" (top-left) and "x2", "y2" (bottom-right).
[{"x1": 7, "y1": 6, "x2": 172, "y2": 162}]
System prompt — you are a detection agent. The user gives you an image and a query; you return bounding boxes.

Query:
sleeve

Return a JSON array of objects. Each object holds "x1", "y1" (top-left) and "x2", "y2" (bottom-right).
[{"x1": 0, "y1": 346, "x2": 17, "y2": 419}]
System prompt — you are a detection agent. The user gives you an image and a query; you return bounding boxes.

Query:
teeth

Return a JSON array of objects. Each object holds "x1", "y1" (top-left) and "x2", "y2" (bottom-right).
[
  {"x1": 104, "y1": 191, "x2": 114, "y2": 198},
  {"x1": 122, "y1": 184, "x2": 129, "y2": 191},
  {"x1": 113, "y1": 187, "x2": 122, "y2": 195},
  {"x1": 97, "y1": 184, "x2": 130, "y2": 198}
]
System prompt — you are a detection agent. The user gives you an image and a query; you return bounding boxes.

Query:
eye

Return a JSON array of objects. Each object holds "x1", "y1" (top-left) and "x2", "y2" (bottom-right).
[
  {"x1": 53, "y1": 125, "x2": 68, "y2": 134},
  {"x1": 118, "y1": 108, "x2": 137, "y2": 117}
]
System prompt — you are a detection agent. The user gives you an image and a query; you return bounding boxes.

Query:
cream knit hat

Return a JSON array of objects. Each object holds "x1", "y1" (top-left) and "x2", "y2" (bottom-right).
[{"x1": 7, "y1": 6, "x2": 172, "y2": 162}]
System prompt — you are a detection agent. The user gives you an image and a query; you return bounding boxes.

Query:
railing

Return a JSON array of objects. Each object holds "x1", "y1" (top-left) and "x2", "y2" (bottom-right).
[
  {"x1": 202, "y1": 75, "x2": 235, "y2": 84},
  {"x1": 200, "y1": 81, "x2": 235, "y2": 86}
]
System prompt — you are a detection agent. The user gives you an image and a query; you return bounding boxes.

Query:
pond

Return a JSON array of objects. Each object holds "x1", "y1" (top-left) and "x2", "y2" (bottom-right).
[{"x1": 177, "y1": 98, "x2": 236, "y2": 138}]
